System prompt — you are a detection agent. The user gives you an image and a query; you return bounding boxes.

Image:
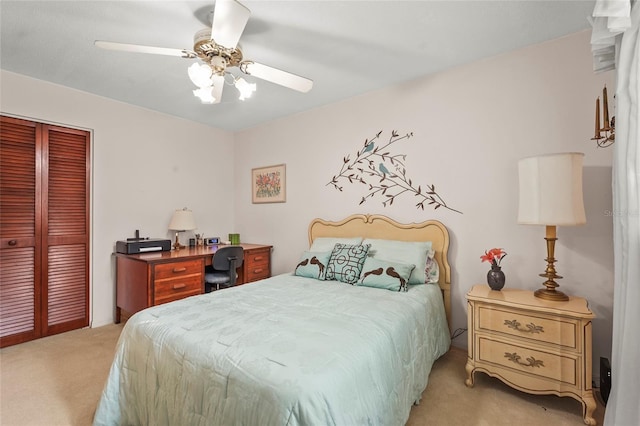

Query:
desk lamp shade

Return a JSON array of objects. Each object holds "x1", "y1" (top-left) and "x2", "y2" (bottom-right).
[
  {"x1": 168, "y1": 208, "x2": 197, "y2": 250},
  {"x1": 517, "y1": 153, "x2": 586, "y2": 301}
]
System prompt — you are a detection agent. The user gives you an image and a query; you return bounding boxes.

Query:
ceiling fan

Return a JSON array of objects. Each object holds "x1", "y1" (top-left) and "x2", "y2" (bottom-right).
[{"x1": 95, "y1": 0, "x2": 313, "y2": 104}]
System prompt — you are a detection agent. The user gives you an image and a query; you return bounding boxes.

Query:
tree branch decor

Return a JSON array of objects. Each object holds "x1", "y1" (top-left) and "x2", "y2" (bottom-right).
[{"x1": 327, "y1": 130, "x2": 462, "y2": 214}]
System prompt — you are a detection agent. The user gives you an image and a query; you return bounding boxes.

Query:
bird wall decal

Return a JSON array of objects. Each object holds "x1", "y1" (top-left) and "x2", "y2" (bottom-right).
[{"x1": 327, "y1": 130, "x2": 462, "y2": 214}]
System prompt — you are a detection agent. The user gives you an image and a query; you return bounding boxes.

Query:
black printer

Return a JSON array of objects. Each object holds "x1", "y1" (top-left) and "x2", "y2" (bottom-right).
[{"x1": 116, "y1": 231, "x2": 171, "y2": 254}]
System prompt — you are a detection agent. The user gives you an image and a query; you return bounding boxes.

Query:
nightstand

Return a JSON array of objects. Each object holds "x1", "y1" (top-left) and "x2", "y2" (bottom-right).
[{"x1": 465, "y1": 285, "x2": 597, "y2": 425}]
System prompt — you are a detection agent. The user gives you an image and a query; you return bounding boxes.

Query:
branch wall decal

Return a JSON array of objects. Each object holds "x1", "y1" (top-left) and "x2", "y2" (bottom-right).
[{"x1": 327, "y1": 130, "x2": 462, "y2": 214}]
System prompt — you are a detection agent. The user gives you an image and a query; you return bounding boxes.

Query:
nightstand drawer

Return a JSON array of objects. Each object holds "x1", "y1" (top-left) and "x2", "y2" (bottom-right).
[
  {"x1": 478, "y1": 336, "x2": 578, "y2": 386},
  {"x1": 154, "y1": 275, "x2": 202, "y2": 305},
  {"x1": 154, "y1": 260, "x2": 202, "y2": 280},
  {"x1": 477, "y1": 305, "x2": 578, "y2": 350}
]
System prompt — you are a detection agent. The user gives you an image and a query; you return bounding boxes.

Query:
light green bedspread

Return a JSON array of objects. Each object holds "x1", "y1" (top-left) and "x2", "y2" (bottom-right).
[{"x1": 94, "y1": 274, "x2": 450, "y2": 426}]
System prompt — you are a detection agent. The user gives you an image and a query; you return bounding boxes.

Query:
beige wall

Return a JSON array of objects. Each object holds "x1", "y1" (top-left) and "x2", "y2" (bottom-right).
[
  {"x1": 233, "y1": 30, "x2": 615, "y2": 376},
  {"x1": 0, "y1": 71, "x2": 235, "y2": 327}
]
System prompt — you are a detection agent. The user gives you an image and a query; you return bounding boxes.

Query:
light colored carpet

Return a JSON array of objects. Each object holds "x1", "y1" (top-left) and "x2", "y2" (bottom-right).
[
  {"x1": 408, "y1": 346, "x2": 605, "y2": 426},
  {"x1": 0, "y1": 325, "x2": 605, "y2": 425}
]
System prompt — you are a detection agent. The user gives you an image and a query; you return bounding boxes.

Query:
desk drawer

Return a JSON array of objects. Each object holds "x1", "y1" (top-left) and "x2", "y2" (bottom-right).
[
  {"x1": 245, "y1": 249, "x2": 270, "y2": 265},
  {"x1": 154, "y1": 260, "x2": 202, "y2": 280},
  {"x1": 245, "y1": 262, "x2": 269, "y2": 282},
  {"x1": 154, "y1": 275, "x2": 202, "y2": 305},
  {"x1": 153, "y1": 259, "x2": 203, "y2": 305},
  {"x1": 477, "y1": 304, "x2": 578, "y2": 350},
  {"x1": 244, "y1": 248, "x2": 271, "y2": 282}
]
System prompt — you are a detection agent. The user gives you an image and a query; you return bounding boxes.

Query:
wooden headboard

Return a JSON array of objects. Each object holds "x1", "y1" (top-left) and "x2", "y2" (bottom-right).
[{"x1": 308, "y1": 214, "x2": 451, "y2": 329}]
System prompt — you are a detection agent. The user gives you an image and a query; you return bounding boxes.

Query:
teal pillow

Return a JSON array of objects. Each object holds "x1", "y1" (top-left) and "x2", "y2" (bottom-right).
[
  {"x1": 294, "y1": 251, "x2": 331, "y2": 280},
  {"x1": 325, "y1": 243, "x2": 370, "y2": 284},
  {"x1": 362, "y1": 238, "x2": 432, "y2": 285},
  {"x1": 358, "y1": 257, "x2": 416, "y2": 292}
]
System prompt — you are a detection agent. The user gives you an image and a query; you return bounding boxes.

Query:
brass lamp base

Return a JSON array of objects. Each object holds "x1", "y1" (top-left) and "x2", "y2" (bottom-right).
[
  {"x1": 534, "y1": 225, "x2": 570, "y2": 302},
  {"x1": 172, "y1": 232, "x2": 185, "y2": 250},
  {"x1": 534, "y1": 287, "x2": 569, "y2": 301}
]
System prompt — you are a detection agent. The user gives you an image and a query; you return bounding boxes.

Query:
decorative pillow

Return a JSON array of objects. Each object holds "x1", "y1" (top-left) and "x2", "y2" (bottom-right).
[
  {"x1": 325, "y1": 243, "x2": 370, "y2": 284},
  {"x1": 294, "y1": 251, "x2": 331, "y2": 280},
  {"x1": 424, "y1": 249, "x2": 440, "y2": 284},
  {"x1": 358, "y1": 257, "x2": 416, "y2": 292},
  {"x1": 362, "y1": 238, "x2": 432, "y2": 285},
  {"x1": 309, "y1": 237, "x2": 363, "y2": 252}
]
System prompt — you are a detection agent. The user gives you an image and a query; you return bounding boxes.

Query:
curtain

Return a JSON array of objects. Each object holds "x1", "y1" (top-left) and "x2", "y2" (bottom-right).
[{"x1": 592, "y1": 1, "x2": 640, "y2": 425}]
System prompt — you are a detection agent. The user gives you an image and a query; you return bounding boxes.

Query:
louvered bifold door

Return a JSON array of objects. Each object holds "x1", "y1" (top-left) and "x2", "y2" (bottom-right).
[
  {"x1": 1, "y1": 116, "x2": 90, "y2": 347},
  {"x1": 0, "y1": 117, "x2": 42, "y2": 347},
  {"x1": 41, "y1": 125, "x2": 90, "y2": 335}
]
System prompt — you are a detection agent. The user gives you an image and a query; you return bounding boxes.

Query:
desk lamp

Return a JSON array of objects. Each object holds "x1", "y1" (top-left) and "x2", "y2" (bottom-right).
[
  {"x1": 168, "y1": 208, "x2": 197, "y2": 250},
  {"x1": 517, "y1": 153, "x2": 586, "y2": 301}
]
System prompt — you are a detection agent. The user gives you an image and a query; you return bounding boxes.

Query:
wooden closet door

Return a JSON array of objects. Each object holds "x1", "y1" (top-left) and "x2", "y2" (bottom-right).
[
  {"x1": 42, "y1": 125, "x2": 90, "y2": 335},
  {"x1": 0, "y1": 116, "x2": 90, "y2": 347},
  {"x1": 0, "y1": 117, "x2": 43, "y2": 346}
]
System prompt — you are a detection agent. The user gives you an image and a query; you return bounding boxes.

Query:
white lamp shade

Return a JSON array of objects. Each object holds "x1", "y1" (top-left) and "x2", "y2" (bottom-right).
[
  {"x1": 235, "y1": 77, "x2": 256, "y2": 100},
  {"x1": 168, "y1": 208, "x2": 197, "y2": 231},
  {"x1": 188, "y1": 63, "x2": 213, "y2": 89},
  {"x1": 517, "y1": 153, "x2": 586, "y2": 226}
]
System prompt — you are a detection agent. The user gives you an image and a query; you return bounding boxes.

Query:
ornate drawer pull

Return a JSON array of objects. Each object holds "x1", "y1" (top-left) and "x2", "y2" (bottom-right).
[
  {"x1": 504, "y1": 319, "x2": 544, "y2": 334},
  {"x1": 504, "y1": 352, "x2": 545, "y2": 368},
  {"x1": 172, "y1": 283, "x2": 186, "y2": 290},
  {"x1": 172, "y1": 267, "x2": 187, "y2": 273}
]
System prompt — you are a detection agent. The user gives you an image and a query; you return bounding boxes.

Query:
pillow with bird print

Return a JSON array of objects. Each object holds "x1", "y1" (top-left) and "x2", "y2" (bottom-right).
[
  {"x1": 294, "y1": 251, "x2": 331, "y2": 280},
  {"x1": 362, "y1": 238, "x2": 431, "y2": 285},
  {"x1": 358, "y1": 257, "x2": 416, "y2": 292}
]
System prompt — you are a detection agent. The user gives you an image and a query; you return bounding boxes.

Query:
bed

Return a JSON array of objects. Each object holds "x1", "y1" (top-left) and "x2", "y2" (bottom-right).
[{"x1": 94, "y1": 214, "x2": 452, "y2": 426}]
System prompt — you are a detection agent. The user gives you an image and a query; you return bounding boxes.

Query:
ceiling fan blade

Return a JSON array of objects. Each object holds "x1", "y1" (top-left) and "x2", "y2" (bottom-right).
[
  {"x1": 211, "y1": 0, "x2": 250, "y2": 49},
  {"x1": 240, "y1": 62, "x2": 313, "y2": 93},
  {"x1": 95, "y1": 41, "x2": 196, "y2": 58}
]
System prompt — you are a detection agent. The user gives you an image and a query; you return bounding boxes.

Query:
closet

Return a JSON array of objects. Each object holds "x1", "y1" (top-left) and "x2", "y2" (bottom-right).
[{"x1": 0, "y1": 115, "x2": 90, "y2": 348}]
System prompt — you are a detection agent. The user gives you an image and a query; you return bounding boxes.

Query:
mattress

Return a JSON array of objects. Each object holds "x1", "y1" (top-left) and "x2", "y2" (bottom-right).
[{"x1": 94, "y1": 273, "x2": 450, "y2": 426}]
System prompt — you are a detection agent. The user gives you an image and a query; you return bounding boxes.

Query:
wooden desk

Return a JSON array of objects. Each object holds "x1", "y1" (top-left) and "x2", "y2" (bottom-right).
[{"x1": 114, "y1": 244, "x2": 272, "y2": 323}]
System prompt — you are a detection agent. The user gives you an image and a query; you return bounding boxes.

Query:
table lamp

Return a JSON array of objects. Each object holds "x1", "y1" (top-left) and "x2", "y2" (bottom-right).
[
  {"x1": 517, "y1": 153, "x2": 586, "y2": 301},
  {"x1": 168, "y1": 208, "x2": 197, "y2": 250}
]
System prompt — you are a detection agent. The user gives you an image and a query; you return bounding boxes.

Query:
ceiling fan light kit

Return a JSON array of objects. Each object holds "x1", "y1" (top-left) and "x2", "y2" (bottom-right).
[
  {"x1": 235, "y1": 77, "x2": 257, "y2": 101},
  {"x1": 95, "y1": 0, "x2": 312, "y2": 105}
]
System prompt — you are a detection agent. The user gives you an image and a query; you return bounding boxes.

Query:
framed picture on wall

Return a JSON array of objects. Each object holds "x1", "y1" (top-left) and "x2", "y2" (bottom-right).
[{"x1": 252, "y1": 164, "x2": 286, "y2": 203}]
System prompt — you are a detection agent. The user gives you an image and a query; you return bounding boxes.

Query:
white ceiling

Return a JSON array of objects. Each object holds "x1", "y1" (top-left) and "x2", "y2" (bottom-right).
[{"x1": 1, "y1": 1, "x2": 595, "y2": 131}]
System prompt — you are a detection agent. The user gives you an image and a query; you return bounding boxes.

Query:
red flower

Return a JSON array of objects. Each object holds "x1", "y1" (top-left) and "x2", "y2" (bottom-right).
[{"x1": 481, "y1": 248, "x2": 507, "y2": 267}]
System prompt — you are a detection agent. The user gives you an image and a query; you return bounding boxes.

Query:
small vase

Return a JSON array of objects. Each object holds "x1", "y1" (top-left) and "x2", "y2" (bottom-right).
[{"x1": 487, "y1": 264, "x2": 505, "y2": 291}]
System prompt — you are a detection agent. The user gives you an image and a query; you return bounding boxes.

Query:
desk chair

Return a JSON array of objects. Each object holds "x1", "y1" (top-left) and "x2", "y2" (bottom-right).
[{"x1": 204, "y1": 246, "x2": 244, "y2": 292}]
